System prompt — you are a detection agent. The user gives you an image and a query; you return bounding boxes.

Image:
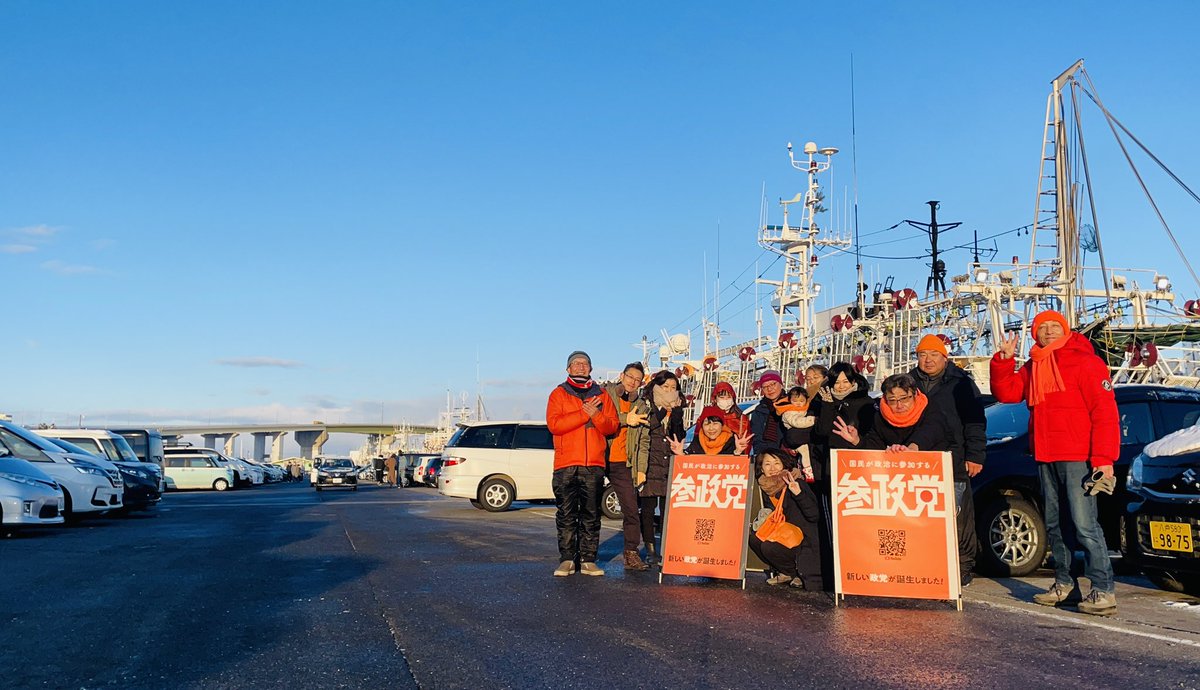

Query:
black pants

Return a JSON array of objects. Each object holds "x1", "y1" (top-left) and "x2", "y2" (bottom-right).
[
  {"x1": 552, "y1": 465, "x2": 604, "y2": 563},
  {"x1": 957, "y1": 479, "x2": 978, "y2": 577},
  {"x1": 606, "y1": 461, "x2": 641, "y2": 551},
  {"x1": 749, "y1": 534, "x2": 823, "y2": 590},
  {"x1": 638, "y1": 495, "x2": 666, "y2": 549}
]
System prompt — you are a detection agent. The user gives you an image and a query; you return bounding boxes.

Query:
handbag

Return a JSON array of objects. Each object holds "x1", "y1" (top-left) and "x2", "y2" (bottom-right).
[{"x1": 754, "y1": 490, "x2": 804, "y2": 548}]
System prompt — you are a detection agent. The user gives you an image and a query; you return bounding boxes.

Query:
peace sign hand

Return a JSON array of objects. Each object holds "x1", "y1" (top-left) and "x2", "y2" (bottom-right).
[
  {"x1": 832, "y1": 416, "x2": 860, "y2": 446},
  {"x1": 998, "y1": 332, "x2": 1020, "y2": 360},
  {"x1": 668, "y1": 435, "x2": 686, "y2": 456}
]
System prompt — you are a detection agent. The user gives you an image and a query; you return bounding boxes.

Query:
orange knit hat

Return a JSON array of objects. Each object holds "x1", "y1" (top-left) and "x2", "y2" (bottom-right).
[
  {"x1": 1031, "y1": 310, "x2": 1070, "y2": 334},
  {"x1": 916, "y1": 334, "x2": 948, "y2": 357}
]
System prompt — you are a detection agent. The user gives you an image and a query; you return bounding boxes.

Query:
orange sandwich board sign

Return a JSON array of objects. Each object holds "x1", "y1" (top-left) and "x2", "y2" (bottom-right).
[
  {"x1": 659, "y1": 453, "x2": 753, "y2": 586},
  {"x1": 831, "y1": 448, "x2": 962, "y2": 609}
]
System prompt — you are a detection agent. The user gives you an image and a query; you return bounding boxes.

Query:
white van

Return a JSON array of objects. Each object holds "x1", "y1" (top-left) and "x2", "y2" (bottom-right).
[{"x1": 437, "y1": 421, "x2": 618, "y2": 517}]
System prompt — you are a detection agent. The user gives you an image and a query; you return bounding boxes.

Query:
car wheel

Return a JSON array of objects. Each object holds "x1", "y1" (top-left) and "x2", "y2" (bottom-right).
[
  {"x1": 601, "y1": 485, "x2": 622, "y2": 520},
  {"x1": 469, "y1": 499, "x2": 485, "y2": 510},
  {"x1": 479, "y1": 478, "x2": 515, "y2": 512},
  {"x1": 1145, "y1": 570, "x2": 1200, "y2": 595},
  {"x1": 977, "y1": 495, "x2": 1047, "y2": 576},
  {"x1": 213, "y1": 478, "x2": 230, "y2": 492},
  {"x1": 62, "y1": 491, "x2": 79, "y2": 523}
]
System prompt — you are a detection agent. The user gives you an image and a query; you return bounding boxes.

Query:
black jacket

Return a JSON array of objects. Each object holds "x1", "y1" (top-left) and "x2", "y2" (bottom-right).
[
  {"x1": 859, "y1": 405, "x2": 952, "y2": 453},
  {"x1": 813, "y1": 387, "x2": 876, "y2": 481},
  {"x1": 749, "y1": 396, "x2": 784, "y2": 456},
  {"x1": 909, "y1": 362, "x2": 986, "y2": 480},
  {"x1": 641, "y1": 405, "x2": 685, "y2": 497}
]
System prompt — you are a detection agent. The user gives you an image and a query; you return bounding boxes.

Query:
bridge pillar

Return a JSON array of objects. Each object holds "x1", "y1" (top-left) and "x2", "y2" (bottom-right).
[
  {"x1": 295, "y1": 429, "x2": 329, "y2": 461},
  {"x1": 251, "y1": 431, "x2": 288, "y2": 464},
  {"x1": 202, "y1": 433, "x2": 238, "y2": 455}
]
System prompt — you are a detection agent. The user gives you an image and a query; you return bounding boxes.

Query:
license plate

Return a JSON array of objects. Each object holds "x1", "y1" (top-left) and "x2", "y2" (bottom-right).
[
  {"x1": 1149, "y1": 521, "x2": 1194, "y2": 553},
  {"x1": 332, "y1": 478, "x2": 343, "y2": 484}
]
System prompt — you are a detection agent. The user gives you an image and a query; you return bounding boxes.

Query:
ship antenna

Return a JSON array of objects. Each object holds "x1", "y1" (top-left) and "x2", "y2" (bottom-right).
[{"x1": 851, "y1": 55, "x2": 864, "y2": 318}]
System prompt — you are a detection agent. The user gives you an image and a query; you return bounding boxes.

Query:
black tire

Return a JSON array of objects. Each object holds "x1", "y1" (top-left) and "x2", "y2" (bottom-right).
[
  {"x1": 213, "y1": 478, "x2": 230, "y2": 492},
  {"x1": 469, "y1": 499, "x2": 485, "y2": 510},
  {"x1": 601, "y1": 485, "x2": 622, "y2": 520},
  {"x1": 1146, "y1": 570, "x2": 1200, "y2": 595},
  {"x1": 976, "y1": 494, "x2": 1047, "y2": 576},
  {"x1": 478, "y1": 478, "x2": 515, "y2": 512},
  {"x1": 62, "y1": 491, "x2": 80, "y2": 523}
]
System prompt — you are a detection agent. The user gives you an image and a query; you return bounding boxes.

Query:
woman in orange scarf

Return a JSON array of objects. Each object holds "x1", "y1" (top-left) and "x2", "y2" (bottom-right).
[
  {"x1": 831, "y1": 373, "x2": 951, "y2": 453},
  {"x1": 669, "y1": 406, "x2": 753, "y2": 456}
]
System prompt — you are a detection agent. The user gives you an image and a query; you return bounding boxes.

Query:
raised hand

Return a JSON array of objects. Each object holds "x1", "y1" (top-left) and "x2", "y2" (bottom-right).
[
  {"x1": 734, "y1": 429, "x2": 754, "y2": 455},
  {"x1": 998, "y1": 331, "x2": 1020, "y2": 359},
  {"x1": 625, "y1": 408, "x2": 647, "y2": 427},
  {"x1": 819, "y1": 387, "x2": 834, "y2": 403},
  {"x1": 668, "y1": 435, "x2": 686, "y2": 455},
  {"x1": 832, "y1": 416, "x2": 860, "y2": 446}
]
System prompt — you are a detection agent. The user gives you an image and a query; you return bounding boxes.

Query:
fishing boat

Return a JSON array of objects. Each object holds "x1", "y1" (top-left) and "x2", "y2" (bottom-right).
[{"x1": 652, "y1": 61, "x2": 1200, "y2": 424}]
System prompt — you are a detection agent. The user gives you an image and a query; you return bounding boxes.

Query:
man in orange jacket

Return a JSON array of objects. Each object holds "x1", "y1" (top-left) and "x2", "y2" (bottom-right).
[
  {"x1": 547, "y1": 350, "x2": 619, "y2": 577},
  {"x1": 991, "y1": 310, "x2": 1119, "y2": 615}
]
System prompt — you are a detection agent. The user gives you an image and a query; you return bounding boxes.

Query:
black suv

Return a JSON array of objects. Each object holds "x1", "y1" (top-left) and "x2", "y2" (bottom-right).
[{"x1": 973, "y1": 385, "x2": 1200, "y2": 576}]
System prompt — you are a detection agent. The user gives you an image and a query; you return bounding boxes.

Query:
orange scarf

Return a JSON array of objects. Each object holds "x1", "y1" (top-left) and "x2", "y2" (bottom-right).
[
  {"x1": 774, "y1": 400, "x2": 809, "y2": 415},
  {"x1": 697, "y1": 429, "x2": 732, "y2": 455},
  {"x1": 1028, "y1": 336, "x2": 1069, "y2": 407},
  {"x1": 880, "y1": 390, "x2": 929, "y2": 428}
]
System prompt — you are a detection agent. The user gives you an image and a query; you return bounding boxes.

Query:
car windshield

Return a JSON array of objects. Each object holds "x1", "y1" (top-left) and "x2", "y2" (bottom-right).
[
  {"x1": 105, "y1": 436, "x2": 141, "y2": 463},
  {"x1": 986, "y1": 403, "x2": 1029, "y2": 442},
  {"x1": 329, "y1": 459, "x2": 354, "y2": 469}
]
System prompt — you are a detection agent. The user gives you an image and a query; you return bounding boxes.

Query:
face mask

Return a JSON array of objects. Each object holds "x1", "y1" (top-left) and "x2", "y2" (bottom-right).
[{"x1": 716, "y1": 397, "x2": 734, "y2": 411}]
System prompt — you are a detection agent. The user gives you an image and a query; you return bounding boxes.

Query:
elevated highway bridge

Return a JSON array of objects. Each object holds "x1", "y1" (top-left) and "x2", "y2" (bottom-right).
[{"x1": 158, "y1": 423, "x2": 439, "y2": 463}]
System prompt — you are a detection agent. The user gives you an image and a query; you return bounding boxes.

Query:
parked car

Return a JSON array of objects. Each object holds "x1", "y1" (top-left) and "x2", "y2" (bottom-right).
[
  {"x1": 0, "y1": 421, "x2": 123, "y2": 518},
  {"x1": 0, "y1": 449, "x2": 65, "y2": 528},
  {"x1": 423, "y1": 457, "x2": 445, "y2": 486},
  {"x1": 410, "y1": 454, "x2": 439, "y2": 487},
  {"x1": 44, "y1": 437, "x2": 162, "y2": 512},
  {"x1": 162, "y1": 451, "x2": 236, "y2": 491},
  {"x1": 973, "y1": 384, "x2": 1200, "y2": 576},
  {"x1": 1125, "y1": 425, "x2": 1200, "y2": 595},
  {"x1": 437, "y1": 421, "x2": 619, "y2": 517},
  {"x1": 37, "y1": 429, "x2": 164, "y2": 506},
  {"x1": 314, "y1": 458, "x2": 358, "y2": 491},
  {"x1": 165, "y1": 446, "x2": 256, "y2": 488},
  {"x1": 402, "y1": 453, "x2": 438, "y2": 487}
]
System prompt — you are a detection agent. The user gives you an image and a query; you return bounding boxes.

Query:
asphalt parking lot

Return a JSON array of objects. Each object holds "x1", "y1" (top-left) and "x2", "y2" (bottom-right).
[{"x1": 1, "y1": 483, "x2": 1198, "y2": 689}]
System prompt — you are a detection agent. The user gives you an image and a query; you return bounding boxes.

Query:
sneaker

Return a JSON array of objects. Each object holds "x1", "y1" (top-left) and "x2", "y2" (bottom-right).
[
  {"x1": 789, "y1": 577, "x2": 806, "y2": 589},
  {"x1": 624, "y1": 550, "x2": 649, "y2": 571},
  {"x1": 766, "y1": 573, "x2": 793, "y2": 586},
  {"x1": 553, "y1": 560, "x2": 575, "y2": 577},
  {"x1": 1032, "y1": 582, "x2": 1082, "y2": 606},
  {"x1": 579, "y1": 562, "x2": 605, "y2": 577},
  {"x1": 1077, "y1": 589, "x2": 1117, "y2": 616},
  {"x1": 961, "y1": 573, "x2": 974, "y2": 588}
]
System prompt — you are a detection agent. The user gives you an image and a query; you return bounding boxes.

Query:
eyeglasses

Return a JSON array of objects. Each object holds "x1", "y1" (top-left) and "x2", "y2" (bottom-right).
[{"x1": 885, "y1": 394, "x2": 915, "y2": 406}]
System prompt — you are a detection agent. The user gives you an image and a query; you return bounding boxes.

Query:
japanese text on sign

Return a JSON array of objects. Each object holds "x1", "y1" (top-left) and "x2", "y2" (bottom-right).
[
  {"x1": 835, "y1": 473, "x2": 947, "y2": 518},
  {"x1": 669, "y1": 472, "x2": 747, "y2": 510}
]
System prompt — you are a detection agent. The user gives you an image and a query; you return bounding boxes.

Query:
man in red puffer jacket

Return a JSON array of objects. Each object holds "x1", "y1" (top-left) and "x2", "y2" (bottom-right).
[{"x1": 990, "y1": 310, "x2": 1119, "y2": 616}]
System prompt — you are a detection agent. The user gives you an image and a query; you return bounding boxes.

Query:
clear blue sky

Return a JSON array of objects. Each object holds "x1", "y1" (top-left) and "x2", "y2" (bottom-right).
[{"x1": 3, "y1": 2, "x2": 1197, "y2": 450}]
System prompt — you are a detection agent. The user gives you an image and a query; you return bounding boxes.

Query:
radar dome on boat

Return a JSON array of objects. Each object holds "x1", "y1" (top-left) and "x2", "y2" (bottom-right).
[{"x1": 669, "y1": 334, "x2": 690, "y2": 354}]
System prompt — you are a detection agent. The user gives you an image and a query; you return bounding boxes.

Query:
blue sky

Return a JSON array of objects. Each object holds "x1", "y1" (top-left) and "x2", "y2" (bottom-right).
[{"x1": 2, "y1": 2, "x2": 1197, "y2": 452}]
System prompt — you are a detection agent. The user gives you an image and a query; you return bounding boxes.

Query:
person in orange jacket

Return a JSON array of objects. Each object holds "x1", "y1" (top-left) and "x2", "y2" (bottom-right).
[
  {"x1": 547, "y1": 350, "x2": 619, "y2": 577},
  {"x1": 990, "y1": 310, "x2": 1119, "y2": 615}
]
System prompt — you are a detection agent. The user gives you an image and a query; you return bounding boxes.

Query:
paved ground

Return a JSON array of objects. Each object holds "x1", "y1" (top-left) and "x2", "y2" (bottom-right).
[{"x1": 2, "y1": 482, "x2": 1198, "y2": 689}]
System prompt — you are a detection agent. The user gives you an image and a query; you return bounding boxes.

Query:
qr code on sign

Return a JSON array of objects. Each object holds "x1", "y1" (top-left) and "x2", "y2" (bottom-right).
[
  {"x1": 878, "y1": 529, "x2": 906, "y2": 557},
  {"x1": 694, "y1": 518, "x2": 716, "y2": 544}
]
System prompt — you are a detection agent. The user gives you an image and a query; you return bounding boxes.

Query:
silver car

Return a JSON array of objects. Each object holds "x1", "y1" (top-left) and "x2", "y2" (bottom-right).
[{"x1": 0, "y1": 450, "x2": 65, "y2": 527}]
